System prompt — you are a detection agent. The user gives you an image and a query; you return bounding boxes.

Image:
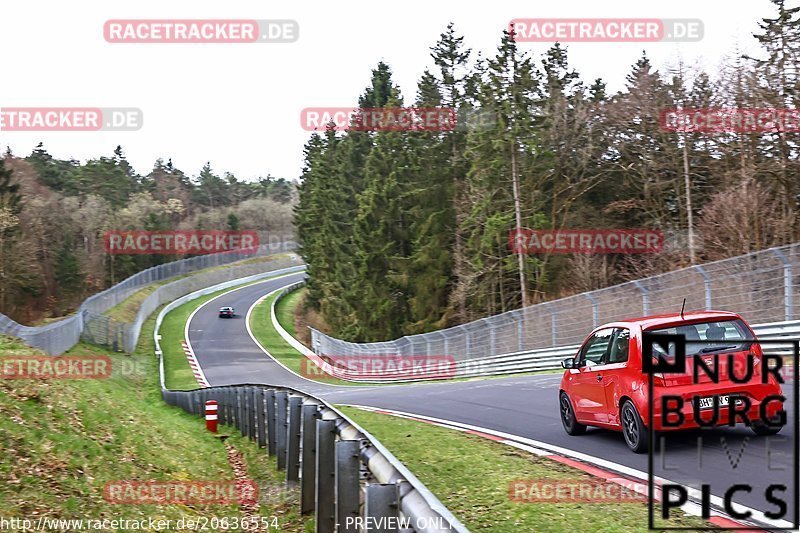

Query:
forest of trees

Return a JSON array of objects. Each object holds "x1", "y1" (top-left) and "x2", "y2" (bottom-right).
[
  {"x1": 296, "y1": 1, "x2": 800, "y2": 342},
  {"x1": 0, "y1": 146, "x2": 296, "y2": 323}
]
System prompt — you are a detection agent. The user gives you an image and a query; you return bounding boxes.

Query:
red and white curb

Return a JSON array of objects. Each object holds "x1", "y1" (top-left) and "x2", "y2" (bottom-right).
[
  {"x1": 345, "y1": 405, "x2": 787, "y2": 531},
  {"x1": 182, "y1": 340, "x2": 209, "y2": 388}
]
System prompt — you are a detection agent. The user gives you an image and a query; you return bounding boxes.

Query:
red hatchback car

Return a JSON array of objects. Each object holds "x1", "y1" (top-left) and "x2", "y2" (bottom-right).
[{"x1": 559, "y1": 311, "x2": 785, "y2": 452}]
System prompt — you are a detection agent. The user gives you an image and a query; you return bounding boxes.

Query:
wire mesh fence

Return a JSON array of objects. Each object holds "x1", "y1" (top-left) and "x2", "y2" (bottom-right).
[
  {"x1": 1, "y1": 238, "x2": 300, "y2": 355},
  {"x1": 312, "y1": 243, "x2": 800, "y2": 361}
]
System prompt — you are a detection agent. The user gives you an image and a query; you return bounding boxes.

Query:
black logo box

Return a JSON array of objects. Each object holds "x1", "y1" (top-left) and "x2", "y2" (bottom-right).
[{"x1": 642, "y1": 336, "x2": 799, "y2": 530}]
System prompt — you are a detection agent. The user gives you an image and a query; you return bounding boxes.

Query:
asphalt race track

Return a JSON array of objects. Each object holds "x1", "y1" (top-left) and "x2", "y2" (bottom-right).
[{"x1": 188, "y1": 275, "x2": 798, "y2": 526}]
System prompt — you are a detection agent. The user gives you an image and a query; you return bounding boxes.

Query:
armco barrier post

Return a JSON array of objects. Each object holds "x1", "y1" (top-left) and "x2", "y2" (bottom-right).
[
  {"x1": 315, "y1": 419, "x2": 336, "y2": 533},
  {"x1": 266, "y1": 389, "x2": 277, "y2": 456},
  {"x1": 275, "y1": 391, "x2": 288, "y2": 470},
  {"x1": 205, "y1": 400, "x2": 218, "y2": 433},
  {"x1": 240, "y1": 387, "x2": 249, "y2": 437},
  {"x1": 248, "y1": 387, "x2": 258, "y2": 441},
  {"x1": 248, "y1": 387, "x2": 256, "y2": 438},
  {"x1": 286, "y1": 396, "x2": 302, "y2": 484},
  {"x1": 335, "y1": 440, "x2": 360, "y2": 532},
  {"x1": 177, "y1": 393, "x2": 186, "y2": 412},
  {"x1": 257, "y1": 389, "x2": 268, "y2": 448},
  {"x1": 218, "y1": 388, "x2": 228, "y2": 425},
  {"x1": 301, "y1": 403, "x2": 320, "y2": 514},
  {"x1": 224, "y1": 387, "x2": 233, "y2": 426},
  {"x1": 364, "y1": 484, "x2": 399, "y2": 533},
  {"x1": 236, "y1": 388, "x2": 245, "y2": 434},
  {"x1": 223, "y1": 388, "x2": 232, "y2": 427}
]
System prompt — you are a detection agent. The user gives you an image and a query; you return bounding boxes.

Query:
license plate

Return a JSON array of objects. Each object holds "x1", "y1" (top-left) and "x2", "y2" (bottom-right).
[{"x1": 698, "y1": 395, "x2": 743, "y2": 409}]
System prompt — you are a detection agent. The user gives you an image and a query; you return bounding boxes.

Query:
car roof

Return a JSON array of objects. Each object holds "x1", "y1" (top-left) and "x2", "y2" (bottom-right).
[
  {"x1": 220, "y1": 306, "x2": 233, "y2": 310},
  {"x1": 595, "y1": 310, "x2": 741, "y2": 332}
]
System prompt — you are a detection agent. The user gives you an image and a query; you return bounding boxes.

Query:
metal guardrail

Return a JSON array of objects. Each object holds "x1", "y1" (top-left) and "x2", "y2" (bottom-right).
[
  {"x1": 153, "y1": 280, "x2": 467, "y2": 533},
  {"x1": 161, "y1": 385, "x2": 466, "y2": 533},
  {"x1": 466, "y1": 320, "x2": 800, "y2": 376},
  {"x1": 312, "y1": 243, "x2": 800, "y2": 362},
  {"x1": 278, "y1": 282, "x2": 800, "y2": 381},
  {"x1": 0, "y1": 240, "x2": 299, "y2": 355}
]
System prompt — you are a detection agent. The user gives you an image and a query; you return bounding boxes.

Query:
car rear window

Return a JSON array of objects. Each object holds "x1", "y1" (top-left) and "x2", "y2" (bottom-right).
[{"x1": 646, "y1": 319, "x2": 754, "y2": 357}]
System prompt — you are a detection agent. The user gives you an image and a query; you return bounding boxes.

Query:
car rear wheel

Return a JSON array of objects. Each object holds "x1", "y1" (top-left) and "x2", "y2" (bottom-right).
[
  {"x1": 621, "y1": 400, "x2": 648, "y2": 453},
  {"x1": 559, "y1": 392, "x2": 586, "y2": 436}
]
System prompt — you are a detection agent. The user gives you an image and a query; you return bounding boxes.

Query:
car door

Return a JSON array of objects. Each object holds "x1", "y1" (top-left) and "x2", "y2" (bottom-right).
[
  {"x1": 600, "y1": 328, "x2": 631, "y2": 427},
  {"x1": 570, "y1": 328, "x2": 614, "y2": 423}
]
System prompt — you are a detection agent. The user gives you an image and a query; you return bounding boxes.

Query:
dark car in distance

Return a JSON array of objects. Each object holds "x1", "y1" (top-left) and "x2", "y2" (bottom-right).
[{"x1": 218, "y1": 306, "x2": 236, "y2": 318}]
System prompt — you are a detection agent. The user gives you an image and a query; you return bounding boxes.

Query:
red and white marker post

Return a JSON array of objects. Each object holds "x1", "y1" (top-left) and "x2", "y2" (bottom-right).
[{"x1": 205, "y1": 400, "x2": 218, "y2": 433}]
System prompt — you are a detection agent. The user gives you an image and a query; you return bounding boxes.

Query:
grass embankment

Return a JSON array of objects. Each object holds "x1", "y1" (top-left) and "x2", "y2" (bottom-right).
[
  {"x1": 104, "y1": 284, "x2": 165, "y2": 323},
  {"x1": 339, "y1": 407, "x2": 710, "y2": 532},
  {"x1": 104, "y1": 252, "x2": 299, "y2": 324},
  {"x1": 0, "y1": 329, "x2": 310, "y2": 531}
]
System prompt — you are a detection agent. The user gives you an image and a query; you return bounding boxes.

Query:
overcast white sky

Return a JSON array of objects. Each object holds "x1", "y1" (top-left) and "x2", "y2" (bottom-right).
[{"x1": 0, "y1": 0, "x2": 777, "y2": 182}]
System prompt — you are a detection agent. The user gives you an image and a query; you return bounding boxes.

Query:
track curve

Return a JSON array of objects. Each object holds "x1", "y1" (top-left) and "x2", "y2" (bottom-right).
[{"x1": 187, "y1": 275, "x2": 797, "y2": 524}]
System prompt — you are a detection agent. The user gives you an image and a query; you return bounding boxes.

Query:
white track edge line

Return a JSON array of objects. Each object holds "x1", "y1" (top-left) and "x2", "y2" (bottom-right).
[{"x1": 183, "y1": 273, "x2": 301, "y2": 387}]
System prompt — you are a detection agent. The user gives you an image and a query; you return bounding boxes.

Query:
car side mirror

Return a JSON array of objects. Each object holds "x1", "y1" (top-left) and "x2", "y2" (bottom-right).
[{"x1": 562, "y1": 358, "x2": 576, "y2": 369}]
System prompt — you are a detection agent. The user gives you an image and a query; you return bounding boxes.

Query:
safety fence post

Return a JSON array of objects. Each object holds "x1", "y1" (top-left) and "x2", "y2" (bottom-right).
[
  {"x1": 266, "y1": 389, "x2": 277, "y2": 456},
  {"x1": 256, "y1": 388, "x2": 267, "y2": 448},
  {"x1": 301, "y1": 403, "x2": 320, "y2": 514},
  {"x1": 336, "y1": 440, "x2": 361, "y2": 532},
  {"x1": 286, "y1": 396, "x2": 302, "y2": 484},
  {"x1": 364, "y1": 484, "x2": 399, "y2": 533},
  {"x1": 315, "y1": 419, "x2": 336, "y2": 533},
  {"x1": 275, "y1": 391, "x2": 288, "y2": 470},
  {"x1": 248, "y1": 387, "x2": 258, "y2": 441}
]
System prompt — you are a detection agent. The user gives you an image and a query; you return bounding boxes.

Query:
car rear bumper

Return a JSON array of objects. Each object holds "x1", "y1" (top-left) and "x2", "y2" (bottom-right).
[{"x1": 645, "y1": 384, "x2": 784, "y2": 431}]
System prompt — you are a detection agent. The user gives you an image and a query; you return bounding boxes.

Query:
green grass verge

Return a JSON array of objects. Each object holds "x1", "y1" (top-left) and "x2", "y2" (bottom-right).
[
  {"x1": 338, "y1": 407, "x2": 711, "y2": 532},
  {"x1": 274, "y1": 288, "x2": 304, "y2": 339},
  {"x1": 104, "y1": 284, "x2": 164, "y2": 323},
  {"x1": 0, "y1": 329, "x2": 310, "y2": 530},
  {"x1": 248, "y1": 291, "x2": 357, "y2": 386}
]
